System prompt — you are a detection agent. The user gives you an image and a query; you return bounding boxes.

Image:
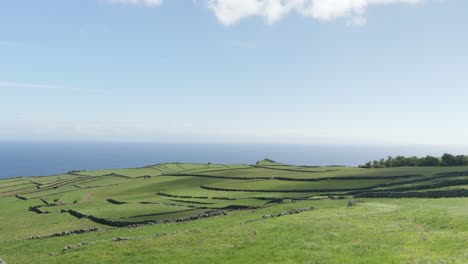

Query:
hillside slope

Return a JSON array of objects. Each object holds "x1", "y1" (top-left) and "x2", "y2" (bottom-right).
[{"x1": 0, "y1": 161, "x2": 467, "y2": 263}]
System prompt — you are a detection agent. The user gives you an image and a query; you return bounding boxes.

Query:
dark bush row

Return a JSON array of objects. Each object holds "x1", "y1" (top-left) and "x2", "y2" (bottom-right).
[
  {"x1": 221, "y1": 205, "x2": 257, "y2": 210},
  {"x1": 200, "y1": 185, "x2": 358, "y2": 193},
  {"x1": 346, "y1": 173, "x2": 468, "y2": 195},
  {"x1": 354, "y1": 189, "x2": 468, "y2": 198},
  {"x1": 0, "y1": 185, "x2": 37, "y2": 194},
  {"x1": 106, "y1": 198, "x2": 127, "y2": 205},
  {"x1": 33, "y1": 177, "x2": 89, "y2": 191},
  {"x1": 0, "y1": 182, "x2": 34, "y2": 189},
  {"x1": 157, "y1": 192, "x2": 209, "y2": 199},
  {"x1": 169, "y1": 199, "x2": 214, "y2": 205},
  {"x1": 15, "y1": 194, "x2": 27, "y2": 200},
  {"x1": 187, "y1": 166, "x2": 255, "y2": 175},
  {"x1": 103, "y1": 173, "x2": 132, "y2": 179},
  {"x1": 139, "y1": 201, "x2": 202, "y2": 209},
  {"x1": 67, "y1": 170, "x2": 85, "y2": 174},
  {"x1": 136, "y1": 175, "x2": 152, "y2": 179},
  {"x1": 380, "y1": 179, "x2": 467, "y2": 193},
  {"x1": 167, "y1": 173, "x2": 422, "y2": 182},
  {"x1": 29, "y1": 200, "x2": 77, "y2": 214},
  {"x1": 163, "y1": 173, "x2": 261, "y2": 180},
  {"x1": 28, "y1": 206, "x2": 51, "y2": 214},
  {"x1": 436, "y1": 171, "x2": 468, "y2": 177},
  {"x1": 157, "y1": 192, "x2": 237, "y2": 201},
  {"x1": 212, "y1": 197, "x2": 237, "y2": 200},
  {"x1": 200, "y1": 182, "x2": 415, "y2": 193},
  {"x1": 255, "y1": 165, "x2": 341, "y2": 174},
  {"x1": 252, "y1": 197, "x2": 284, "y2": 201}
]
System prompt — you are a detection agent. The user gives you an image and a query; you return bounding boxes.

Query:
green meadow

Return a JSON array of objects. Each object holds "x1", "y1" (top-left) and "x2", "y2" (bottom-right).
[{"x1": 0, "y1": 160, "x2": 467, "y2": 263}]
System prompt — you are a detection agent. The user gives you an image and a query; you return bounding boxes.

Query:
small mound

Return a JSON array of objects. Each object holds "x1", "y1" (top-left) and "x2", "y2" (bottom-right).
[{"x1": 255, "y1": 159, "x2": 283, "y2": 166}]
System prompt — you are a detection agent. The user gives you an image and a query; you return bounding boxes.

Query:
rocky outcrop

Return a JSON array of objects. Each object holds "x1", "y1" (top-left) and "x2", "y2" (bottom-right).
[
  {"x1": 262, "y1": 207, "x2": 315, "y2": 219},
  {"x1": 111, "y1": 237, "x2": 130, "y2": 242},
  {"x1": 62, "y1": 242, "x2": 91, "y2": 251},
  {"x1": 329, "y1": 196, "x2": 346, "y2": 200}
]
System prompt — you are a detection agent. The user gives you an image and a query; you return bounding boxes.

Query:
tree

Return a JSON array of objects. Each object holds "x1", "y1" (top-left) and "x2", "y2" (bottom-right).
[
  {"x1": 360, "y1": 153, "x2": 468, "y2": 168},
  {"x1": 373, "y1": 160, "x2": 380, "y2": 168},
  {"x1": 384, "y1": 156, "x2": 393, "y2": 168},
  {"x1": 441, "y1": 153, "x2": 457, "y2": 166},
  {"x1": 392, "y1": 156, "x2": 407, "y2": 167},
  {"x1": 454, "y1": 155, "x2": 467, "y2": 166},
  {"x1": 359, "y1": 161, "x2": 372, "y2": 168},
  {"x1": 418, "y1": 155, "x2": 440, "y2": 166}
]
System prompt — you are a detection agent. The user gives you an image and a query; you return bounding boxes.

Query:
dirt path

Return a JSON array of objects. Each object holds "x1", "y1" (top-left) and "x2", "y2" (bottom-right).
[{"x1": 80, "y1": 192, "x2": 94, "y2": 203}]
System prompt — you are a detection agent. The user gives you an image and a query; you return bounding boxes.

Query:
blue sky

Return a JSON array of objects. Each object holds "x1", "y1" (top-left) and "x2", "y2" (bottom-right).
[{"x1": 1, "y1": 0, "x2": 467, "y2": 145}]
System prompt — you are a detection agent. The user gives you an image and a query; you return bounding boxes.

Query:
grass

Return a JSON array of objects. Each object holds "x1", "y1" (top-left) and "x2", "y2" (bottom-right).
[
  {"x1": 204, "y1": 177, "x2": 423, "y2": 191},
  {"x1": 0, "y1": 160, "x2": 467, "y2": 263}
]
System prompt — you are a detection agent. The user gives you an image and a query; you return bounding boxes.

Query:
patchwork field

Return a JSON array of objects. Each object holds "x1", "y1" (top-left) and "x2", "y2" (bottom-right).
[{"x1": 0, "y1": 159, "x2": 467, "y2": 263}]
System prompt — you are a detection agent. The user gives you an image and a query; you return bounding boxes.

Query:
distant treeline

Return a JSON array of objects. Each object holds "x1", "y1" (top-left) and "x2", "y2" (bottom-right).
[{"x1": 359, "y1": 154, "x2": 468, "y2": 168}]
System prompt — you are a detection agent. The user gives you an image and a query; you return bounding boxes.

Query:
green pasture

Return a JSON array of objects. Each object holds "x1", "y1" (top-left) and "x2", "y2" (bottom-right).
[{"x1": 0, "y1": 160, "x2": 467, "y2": 263}]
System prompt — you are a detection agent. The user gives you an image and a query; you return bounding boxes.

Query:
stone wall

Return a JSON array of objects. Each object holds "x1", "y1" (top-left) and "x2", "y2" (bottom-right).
[
  {"x1": 27, "y1": 227, "x2": 100, "y2": 240},
  {"x1": 62, "y1": 209, "x2": 227, "y2": 228}
]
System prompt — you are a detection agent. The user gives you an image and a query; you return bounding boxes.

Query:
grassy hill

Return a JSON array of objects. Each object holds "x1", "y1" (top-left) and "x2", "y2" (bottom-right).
[{"x1": 0, "y1": 160, "x2": 467, "y2": 263}]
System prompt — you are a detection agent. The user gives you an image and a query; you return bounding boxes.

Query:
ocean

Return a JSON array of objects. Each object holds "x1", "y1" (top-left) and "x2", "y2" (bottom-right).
[{"x1": 1, "y1": 141, "x2": 467, "y2": 179}]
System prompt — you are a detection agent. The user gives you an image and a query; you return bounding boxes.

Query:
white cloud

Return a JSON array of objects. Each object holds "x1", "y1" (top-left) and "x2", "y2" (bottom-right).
[
  {"x1": 99, "y1": 0, "x2": 423, "y2": 25},
  {"x1": 104, "y1": 0, "x2": 163, "y2": 7},
  {"x1": 206, "y1": 0, "x2": 423, "y2": 25}
]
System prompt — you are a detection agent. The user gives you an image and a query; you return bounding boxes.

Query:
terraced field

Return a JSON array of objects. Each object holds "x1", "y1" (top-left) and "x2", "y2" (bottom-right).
[{"x1": 0, "y1": 159, "x2": 467, "y2": 263}]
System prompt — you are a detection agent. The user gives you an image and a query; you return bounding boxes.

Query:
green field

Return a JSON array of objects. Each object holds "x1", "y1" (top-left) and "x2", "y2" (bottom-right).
[{"x1": 0, "y1": 160, "x2": 467, "y2": 263}]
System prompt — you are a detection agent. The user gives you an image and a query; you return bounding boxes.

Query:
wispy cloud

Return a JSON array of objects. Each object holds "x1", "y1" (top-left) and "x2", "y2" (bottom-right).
[
  {"x1": 0, "y1": 81, "x2": 99, "y2": 93},
  {"x1": 99, "y1": 0, "x2": 424, "y2": 26},
  {"x1": 205, "y1": 0, "x2": 424, "y2": 26},
  {"x1": 103, "y1": 0, "x2": 163, "y2": 7}
]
